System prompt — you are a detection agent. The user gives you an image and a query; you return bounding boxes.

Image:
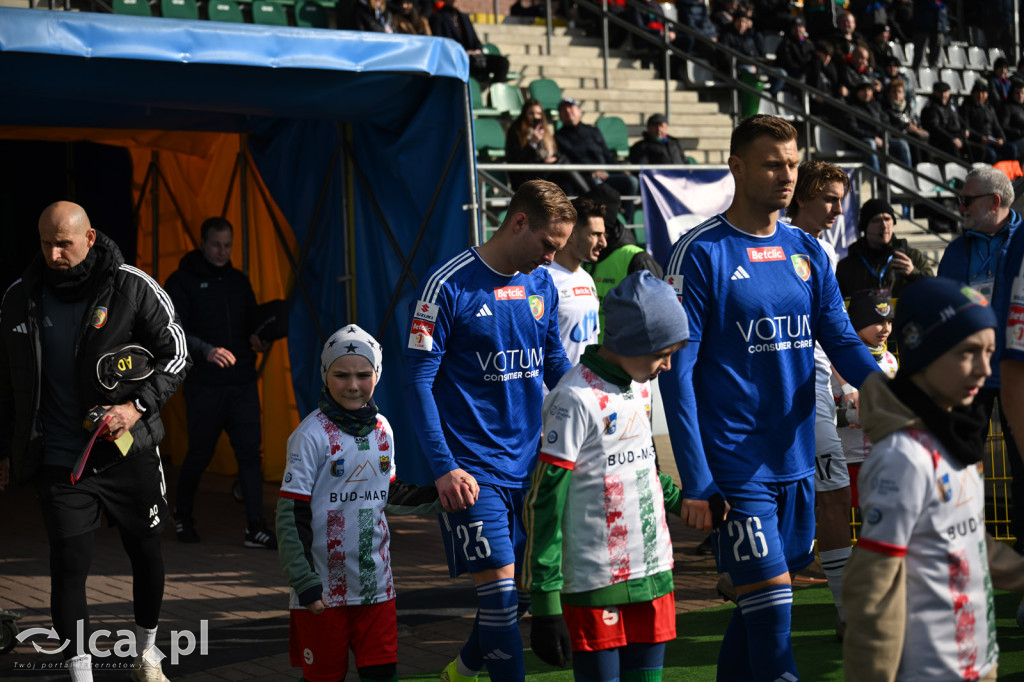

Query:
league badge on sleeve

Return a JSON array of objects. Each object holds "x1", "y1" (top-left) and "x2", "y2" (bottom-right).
[
  {"x1": 529, "y1": 295, "x2": 545, "y2": 320},
  {"x1": 408, "y1": 319, "x2": 434, "y2": 351},
  {"x1": 791, "y1": 254, "x2": 811, "y2": 282}
]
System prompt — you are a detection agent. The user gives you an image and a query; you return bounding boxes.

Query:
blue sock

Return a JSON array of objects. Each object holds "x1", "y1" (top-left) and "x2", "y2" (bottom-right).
[
  {"x1": 573, "y1": 648, "x2": 619, "y2": 682},
  {"x1": 458, "y1": 615, "x2": 483, "y2": 675},
  {"x1": 735, "y1": 585, "x2": 798, "y2": 681},
  {"x1": 516, "y1": 588, "x2": 532, "y2": 621},
  {"x1": 716, "y1": 607, "x2": 751, "y2": 680},
  {"x1": 476, "y1": 578, "x2": 524, "y2": 682}
]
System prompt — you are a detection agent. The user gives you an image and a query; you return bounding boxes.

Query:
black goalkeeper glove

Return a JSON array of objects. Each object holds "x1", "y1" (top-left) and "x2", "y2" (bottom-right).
[{"x1": 530, "y1": 614, "x2": 572, "y2": 668}]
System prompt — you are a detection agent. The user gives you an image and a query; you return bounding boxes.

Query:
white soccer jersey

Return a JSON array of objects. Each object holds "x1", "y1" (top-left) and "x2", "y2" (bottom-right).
[
  {"x1": 539, "y1": 364, "x2": 673, "y2": 594},
  {"x1": 280, "y1": 409, "x2": 397, "y2": 608},
  {"x1": 858, "y1": 428, "x2": 995, "y2": 680},
  {"x1": 837, "y1": 351, "x2": 899, "y2": 464},
  {"x1": 544, "y1": 262, "x2": 600, "y2": 367},
  {"x1": 813, "y1": 241, "x2": 841, "y2": 400}
]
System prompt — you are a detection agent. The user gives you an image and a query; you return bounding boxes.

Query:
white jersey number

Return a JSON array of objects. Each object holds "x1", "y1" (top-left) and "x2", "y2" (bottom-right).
[
  {"x1": 728, "y1": 517, "x2": 768, "y2": 562},
  {"x1": 457, "y1": 521, "x2": 492, "y2": 561}
]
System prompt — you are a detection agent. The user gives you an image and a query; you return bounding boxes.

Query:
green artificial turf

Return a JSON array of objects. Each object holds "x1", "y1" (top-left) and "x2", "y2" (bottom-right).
[{"x1": 402, "y1": 587, "x2": 1024, "y2": 680}]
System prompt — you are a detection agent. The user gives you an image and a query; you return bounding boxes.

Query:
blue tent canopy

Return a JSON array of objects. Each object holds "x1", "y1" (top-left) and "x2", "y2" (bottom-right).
[{"x1": 0, "y1": 8, "x2": 478, "y2": 484}]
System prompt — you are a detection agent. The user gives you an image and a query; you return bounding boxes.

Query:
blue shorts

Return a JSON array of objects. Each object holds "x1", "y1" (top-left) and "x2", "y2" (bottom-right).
[
  {"x1": 712, "y1": 477, "x2": 816, "y2": 586},
  {"x1": 439, "y1": 483, "x2": 526, "y2": 577}
]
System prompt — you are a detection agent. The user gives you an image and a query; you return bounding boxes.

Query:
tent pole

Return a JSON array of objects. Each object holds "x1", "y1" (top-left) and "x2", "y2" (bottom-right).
[
  {"x1": 151, "y1": 150, "x2": 160, "y2": 281},
  {"x1": 222, "y1": 153, "x2": 241, "y2": 220},
  {"x1": 376, "y1": 128, "x2": 466, "y2": 338},
  {"x1": 239, "y1": 135, "x2": 250, "y2": 277},
  {"x1": 463, "y1": 81, "x2": 481, "y2": 246},
  {"x1": 339, "y1": 124, "x2": 355, "y2": 321}
]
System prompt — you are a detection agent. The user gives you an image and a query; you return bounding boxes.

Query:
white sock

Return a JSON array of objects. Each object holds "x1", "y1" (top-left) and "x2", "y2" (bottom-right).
[
  {"x1": 456, "y1": 655, "x2": 479, "y2": 678},
  {"x1": 820, "y1": 546, "x2": 853, "y2": 622},
  {"x1": 135, "y1": 624, "x2": 158, "y2": 655},
  {"x1": 68, "y1": 653, "x2": 93, "y2": 682}
]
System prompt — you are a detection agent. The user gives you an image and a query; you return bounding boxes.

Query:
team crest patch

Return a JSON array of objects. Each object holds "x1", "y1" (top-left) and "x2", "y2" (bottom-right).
[
  {"x1": 379, "y1": 454, "x2": 391, "y2": 474},
  {"x1": 902, "y1": 322, "x2": 922, "y2": 350},
  {"x1": 875, "y1": 301, "x2": 891, "y2": 317},
  {"x1": 790, "y1": 255, "x2": 810, "y2": 281},
  {"x1": 330, "y1": 458, "x2": 345, "y2": 477},
  {"x1": 604, "y1": 413, "x2": 617, "y2": 435},
  {"x1": 529, "y1": 295, "x2": 544, "y2": 320},
  {"x1": 90, "y1": 307, "x2": 108, "y2": 329},
  {"x1": 937, "y1": 472, "x2": 953, "y2": 502}
]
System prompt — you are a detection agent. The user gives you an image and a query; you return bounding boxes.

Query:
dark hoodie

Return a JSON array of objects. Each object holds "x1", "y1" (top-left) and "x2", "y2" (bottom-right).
[
  {"x1": 164, "y1": 250, "x2": 259, "y2": 386},
  {"x1": 834, "y1": 236, "x2": 932, "y2": 297}
]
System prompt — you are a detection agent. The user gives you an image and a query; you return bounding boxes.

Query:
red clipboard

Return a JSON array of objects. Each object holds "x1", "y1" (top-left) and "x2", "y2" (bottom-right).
[{"x1": 70, "y1": 414, "x2": 113, "y2": 485}]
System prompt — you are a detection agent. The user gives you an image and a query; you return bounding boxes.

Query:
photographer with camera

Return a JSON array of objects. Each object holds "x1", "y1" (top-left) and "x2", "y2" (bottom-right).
[
  {"x1": 0, "y1": 201, "x2": 189, "y2": 681},
  {"x1": 835, "y1": 198, "x2": 933, "y2": 298}
]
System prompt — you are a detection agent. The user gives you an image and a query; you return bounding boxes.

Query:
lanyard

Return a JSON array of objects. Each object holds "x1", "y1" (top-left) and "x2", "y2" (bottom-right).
[{"x1": 860, "y1": 253, "x2": 894, "y2": 288}]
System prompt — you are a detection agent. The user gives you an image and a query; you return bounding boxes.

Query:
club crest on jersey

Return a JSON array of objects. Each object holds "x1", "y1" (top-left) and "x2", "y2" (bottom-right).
[
  {"x1": 791, "y1": 254, "x2": 810, "y2": 281},
  {"x1": 90, "y1": 307, "x2": 108, "y2": 329},
  {"x1": 529, "y1": 295, "x2": 544, "y2": 320},
  {"x1": 330, "y1": 458, "x2": 345, "y2": 477},
  {"x1": 379, "y1": 454, "x2": 391, "y2": 474},
  {"x1": 937, "y1": 472, "x2": 953, "y2": 502},
  {"x1": 604, "y1": 413, "x2": 617, "y2": 435}
]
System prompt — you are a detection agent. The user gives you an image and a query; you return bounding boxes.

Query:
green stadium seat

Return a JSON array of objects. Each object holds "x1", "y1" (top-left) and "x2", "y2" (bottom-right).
[
  {"x1": 596, "y1": 116, "x2": 629, "y2": 160},
  {"x1": 527, "y1": 78, "x2": 562, "y2": 117},
  {"x1": 473, "y1": 118, "x2": 506, "y2": 160},
  {"x1": 487, "y1": 82, "x2": 524, "y2": 118},
  {"x1": 161, "y1": 0, "x2": 198, "y2": 18},
  {"x1": 253, "y1": 0, "x2": 289, "y2": 24},
  {"x1": 113, "y1": 0, "x2": 152, "y2": 15},
  {"x1": 469, "y1": 77, "x2": 500, "y2": 118},
  {"x1": 207, "y1": 0, "x2": 244, "y2": 21},
  {"x1": 294, "y1": 0, "x2": 328, "y2": 26}
]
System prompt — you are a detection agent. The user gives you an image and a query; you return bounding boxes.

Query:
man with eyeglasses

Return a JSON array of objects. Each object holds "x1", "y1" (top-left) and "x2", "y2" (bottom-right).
[
  {"x1": 944, "y1": 166, "x2": 1024, "y2": 550},
  {"x1": 835, "y1": 197, "x2": 933, "y2": 298}
]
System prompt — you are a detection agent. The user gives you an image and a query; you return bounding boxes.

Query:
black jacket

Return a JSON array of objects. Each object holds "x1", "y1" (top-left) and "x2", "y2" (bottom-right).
[
  {"x1": 921, "y1": 96, "x2": 965, "y2": 152},
  {"x1": 844, "y1": 94, "x2": 887, "y2": 140},
  {"x1": 555, "y1": 123, "x2": 618, "y2": 166},
  {"x1": 428, "y1": 6, "x2": 483, "y2": 51},
  {"x1": 774, "y1": 35, "x2": 815, "y2": 81},
  {"x1": 164, "y1": 249, "x2": 259, "y2": 386},
  {"x1": 0, "y1": 232, "x2": 190, "y2": 483},
  {"x1": 960, "y1": 98, "x2": 1007, "y2": 142},
  {"x1": 835, "y1": 236, "x2": 933, "y2": 297},
  {"x1": 1000, "y1": 100, "x2": 1024, "y2": 140},
  {"x1": 628, "y1": 133, "x2": 688, "y2": 164}
]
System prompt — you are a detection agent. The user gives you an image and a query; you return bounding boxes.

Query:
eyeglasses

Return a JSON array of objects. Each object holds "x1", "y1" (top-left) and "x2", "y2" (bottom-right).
[{"x1": 958, "y1": 193, "x2": 994, "y2": 208}]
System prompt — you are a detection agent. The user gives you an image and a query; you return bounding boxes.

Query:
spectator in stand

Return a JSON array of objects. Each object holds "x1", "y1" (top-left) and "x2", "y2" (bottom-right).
[
  {"x1": 392, "y1": 0, "x2": 430, "y2": 34},
  {"x1": 880, "y1": 56, "x2": 915, "y2": 109},
  {"x1": 960, "y1": 79, "x2": 1017, "y2": 165},
  {"x1": 838, "y1": 46, "x2": 881, "y2": 95},
  {"x1": 505, "y1": 99, "x2": 588, "y2": 194},
  {"x1": 775, "y1": 16, "x2": 816, "y2": 87},
  {"x1": 555, "y1": 97, "x2": 639, "y2": 218},
  {"x1": 808, "y1": 41, "x2": 845, "y2": 121},
  {"x1": 882, "y1": 78, "x2": 929, "y2": 163},
  {"x1": 844, "y1": 78, "x2": 913, "y2": 170},
  {"x1": 352, "y1": 0, "x2": 395, "y2": 32},
  {"x1": 867, "y1": 23, "x2": 894, "y2": 67},
  {"x1": 802, "y1": 0, "x2": 844, "y2": 41},
  {"x1": 921, "y1": 81, "x2": 969, "y2": 160},
  {"x1": 711, "y1": 0, "x2": 739, "y2": 35},
  {"x1": 910, "y1": 0, "x2": 947, "y2": 70},
  {"x1": 999, "y1": 79, "x2": 1024, "y2": 156},
  {"x1": 677, "y1": 0, "x2": 718, "y2": 59},
  {"x1": 429, "y1": 0, "x2": 509, "y2": 83},
  {"x1": 629, "y1": 0, "x2": 677, "y2": 70},
  {"x1": 629, "y1": 114, "x2": 689, "y2": 165},
  {"x1": 989, "y1": 57, "x2": 1014, "y2": 104},
  {"x1": 852, "y1": 0, "x2": 891, "y2": 33},
  {"x1": 835, "y1": 197, "x2": 933, "y2": 297},
  {"x1": 827, "y1": 11, "x2": 870, "y2": 64},
  {"x1": 717, "y1": 6, "x2": 786, "y2": 95}
]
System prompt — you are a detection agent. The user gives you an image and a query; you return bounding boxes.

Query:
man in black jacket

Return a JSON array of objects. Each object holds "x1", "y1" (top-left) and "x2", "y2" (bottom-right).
[
  {"x1": 429, "y1": 0, "x2": 508, "y2": 83},
  {"x1": 921, "y1": 81, "x2": 969, "y2": 160},
  {"x1": 165, "y1": 218, "x2": 276, "y2": 550},
  {"x1": 0, "y1": 201, "x2": 189, "y2": 681},
  {"x1": 628, "y1": 114, "x2": 689, "y2": 165}
]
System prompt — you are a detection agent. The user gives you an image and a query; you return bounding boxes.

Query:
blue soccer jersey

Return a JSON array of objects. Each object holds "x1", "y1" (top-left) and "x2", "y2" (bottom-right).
[
  {"x1": 405, "y1": 248, "x2": 572, "y2": 488},
  {"x1": 661, "y1": 215, "x2": 877, "y2": 498}
]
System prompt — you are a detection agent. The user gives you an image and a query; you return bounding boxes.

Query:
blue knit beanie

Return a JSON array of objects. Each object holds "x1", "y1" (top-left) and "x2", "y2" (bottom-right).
[
  {"x1": 603, "y1": 271, "x2": 689, "y2": 356},
  {"x1": 894, "y1": 277, "x2": 997, "y2": 377}
]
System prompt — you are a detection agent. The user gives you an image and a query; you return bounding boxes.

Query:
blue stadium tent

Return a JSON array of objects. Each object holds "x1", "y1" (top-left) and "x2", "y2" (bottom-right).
[{"x1": 0, "y1": 8, "x2": 478, "y2": 484}]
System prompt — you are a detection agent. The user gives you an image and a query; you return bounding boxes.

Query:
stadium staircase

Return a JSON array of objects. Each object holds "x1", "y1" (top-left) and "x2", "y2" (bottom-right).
[{"x1": 477, "y1": 21, "x2": 734, "y2": 164}]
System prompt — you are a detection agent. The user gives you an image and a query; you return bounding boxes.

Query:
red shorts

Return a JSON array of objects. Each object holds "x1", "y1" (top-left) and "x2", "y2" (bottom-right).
[
  {"x1": 289, "y1": 600, "x2": 397, "y2": 681},
  {"x1": 849, "y1": 463, "x2": 862, "y2": 508},
  {"x1": 561, "y1": 592, "x2": 676, "y2": 652}
]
